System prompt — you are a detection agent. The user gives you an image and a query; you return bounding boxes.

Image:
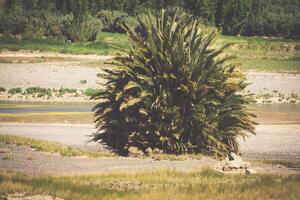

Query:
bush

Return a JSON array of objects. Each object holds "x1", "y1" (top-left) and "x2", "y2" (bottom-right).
[
  {"x1": 84, "y1": 88, "x2": 105, "y2": 97},
  {"x1": 92, "y1": 9, "x2": 256, "y2": 157},
  {"x1": 59, "y1": 88, "x2": 77, "y2": 95},
  {"x1": 61, "y1": 14, "x2": 102, "y2": 42},
  {"x1": 8, "y1": 88, "x2": 22, "y2": 95},
  {"x1": 26, "y1": 87, "x2": 52, "y2": 97},
  {"x1": 97, "y1": 10, "x2": 138, "y2": 33}
]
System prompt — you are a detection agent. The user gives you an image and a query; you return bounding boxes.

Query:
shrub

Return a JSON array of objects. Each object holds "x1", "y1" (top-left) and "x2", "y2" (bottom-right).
[
  {"x1": 8, "y1": 88, "x2": 22, "y2": 95},
  {"x1": 84, "y1": 88, "x2": 105, "y2": 97},
  {"x1": 92, "y1": 9, "x2": 257, "y2": 157},
  {"x1": 26, "y1": 87, "x2": 52, "y2": 97},
  {"x1": 97, "y1": 10, "x2": 138, "y2": 33},
  {"x1": 93, "y1": 10, "x2": 255, "y2": 156},
  {"x1": 59, "y1": 88, "x2": 77, "y2": 95},
  {"x1": 61, "y1": 14, "x2": 102, "y2": 42}
]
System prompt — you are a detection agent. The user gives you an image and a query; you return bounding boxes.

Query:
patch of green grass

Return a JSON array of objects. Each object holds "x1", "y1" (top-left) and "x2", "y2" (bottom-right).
[
  {"x1": 0, "y1": 33, "x2": 129, "y2": 55},
  {"x1": 238, "y1": 57, "x2": 300, "y2": 72},
  {"x1": 0, "y1": 169, "x2": 299, "y2": 199},
  {"x1": 1, "y1": 33, "x2": 299, "y2": 72},
  {"x1": 218, "y1": 35, "x2": 300, "y2": 72},
  {"x1": 0, "y1": 135, "x2": 114, "y2": 158},
  {"x1": 8, "y1": 88, "x2": 22, "y2": 95},
  {"x1": 84, "y1": 88, "x2": 106, "y2": 97}
]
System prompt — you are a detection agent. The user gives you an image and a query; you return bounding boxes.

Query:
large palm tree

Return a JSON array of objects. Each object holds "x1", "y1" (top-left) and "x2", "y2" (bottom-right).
[{"x1": 92, "y1": 9, "x2": 257, "y2": 157}]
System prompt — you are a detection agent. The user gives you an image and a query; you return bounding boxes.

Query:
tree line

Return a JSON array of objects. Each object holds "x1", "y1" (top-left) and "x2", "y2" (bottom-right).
[{"x1": 0, "y1": 0, "x2": 299, "y2": 39}]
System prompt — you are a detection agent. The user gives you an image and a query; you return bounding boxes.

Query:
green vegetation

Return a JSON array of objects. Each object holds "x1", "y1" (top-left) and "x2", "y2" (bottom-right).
[
  {"x1": 0, "y1": 32, "x2": 298, "y2": 72},
  {"x1": 58, "y1": 88, "x2": 77, "y2": 95},
  {"x1": 0, "y1": 87, "x2": 6, "y2": 92},
  {"x1": 8, "y1": 88, "x2": 22, "y2": 95},
  {"x1": 1, "y1": 86, "x2": 110, "y2": 99},
  {"x1": 0, "y1": 35, "x2": 128, "y2": 55},
  {"x1": 0, "y1": 0, "x2": 299, "y2": 39},
  {"x1": 26, "y1": 87, "x2": 52, "y2": 97},
  {"x1": 0, "y1": 135, "x2": 113, "y2": 158},
  {"x1": 0, "y1": 169, "x2": 299, "y2": 200},
  {"x1": 84, "y1": 88, "x2": 105, "y2": 97},
  {"x1": 93, "y1": 10, "x2": 256, "y2": 157},
  {"x1": 218, "y1": 35, "x2": 300, "y2": 72}
]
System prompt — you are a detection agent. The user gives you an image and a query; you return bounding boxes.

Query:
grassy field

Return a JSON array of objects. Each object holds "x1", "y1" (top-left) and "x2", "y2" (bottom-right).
[
  {"x1": 0, "y1": 32, "x2": 129, "y2": 55},
  {"x1": 0, "y1": 169, "x2": 299, "y2": 200},
  {"x1": 0, "y1": 135, "x2": 113, "y2": 158},
  {"x1": 0, "y1": 32, "x2": 299, "y2": 72}
]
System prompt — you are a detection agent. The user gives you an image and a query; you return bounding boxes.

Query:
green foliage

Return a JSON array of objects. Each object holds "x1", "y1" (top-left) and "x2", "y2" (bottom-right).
[
  {"x1": 8, "y1": 88, "x2": 22, "y2": 95},
  {"x1": 93, "y1": 10, "x2": 256, "y2": 157},
  {"x1": 0, "y1": 87, "x2": 6, "y2": 92},
  {"x1": 59, "y1": 88, "x2": 77, "y2": 95},
  {"x1": 26, "y1": 87, "x2": 52, "y2": 97},
  {"x1": 61, "y1": 14, "x2": 102, "y2": 42},
  {"x1": 84, "y1": 88, "x2": 105, "y2": 97},
  {"x1": 1, "y1": 0, "x2": 299, "y2": 39},
  {"x1": 97, "y1": 10, "x2": 138, "y2": 33},
  {"x1": 0, "y1": 34, "x2": 129, "y2": 55}
]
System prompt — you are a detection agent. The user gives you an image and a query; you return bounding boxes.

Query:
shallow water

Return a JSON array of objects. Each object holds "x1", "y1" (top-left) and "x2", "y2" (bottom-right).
[{"x1": 0, "y1": 102, "x2": 299, "y2": 124}]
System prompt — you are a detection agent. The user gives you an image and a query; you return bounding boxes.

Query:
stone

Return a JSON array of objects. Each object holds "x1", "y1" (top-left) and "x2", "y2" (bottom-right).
[
  {"x1": 218, "y1": 152, "x2": 252, "y2": 173},
  {"x1": 245, "y1": 169, "x2": 257, "y2": 175}
]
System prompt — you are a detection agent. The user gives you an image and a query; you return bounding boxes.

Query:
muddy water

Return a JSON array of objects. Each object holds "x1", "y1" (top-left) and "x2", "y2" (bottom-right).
[{"x1": 0, "y1": 102, "x2": 299, "y2": 124}]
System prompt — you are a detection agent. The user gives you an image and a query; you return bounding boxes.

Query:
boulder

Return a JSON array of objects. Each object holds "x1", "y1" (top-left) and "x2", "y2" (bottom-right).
[{"x1": 218, "y1": 152, "x2": 254, "y2": 174}]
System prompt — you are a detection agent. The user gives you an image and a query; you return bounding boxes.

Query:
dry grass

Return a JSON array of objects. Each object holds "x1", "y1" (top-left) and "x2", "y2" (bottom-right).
[
  {"x1": 0, "y1": 135, "x2": 113, "y2": 158},
  {"x1": 0, "y1": 169, "x2": 299, "y2": 200}
]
